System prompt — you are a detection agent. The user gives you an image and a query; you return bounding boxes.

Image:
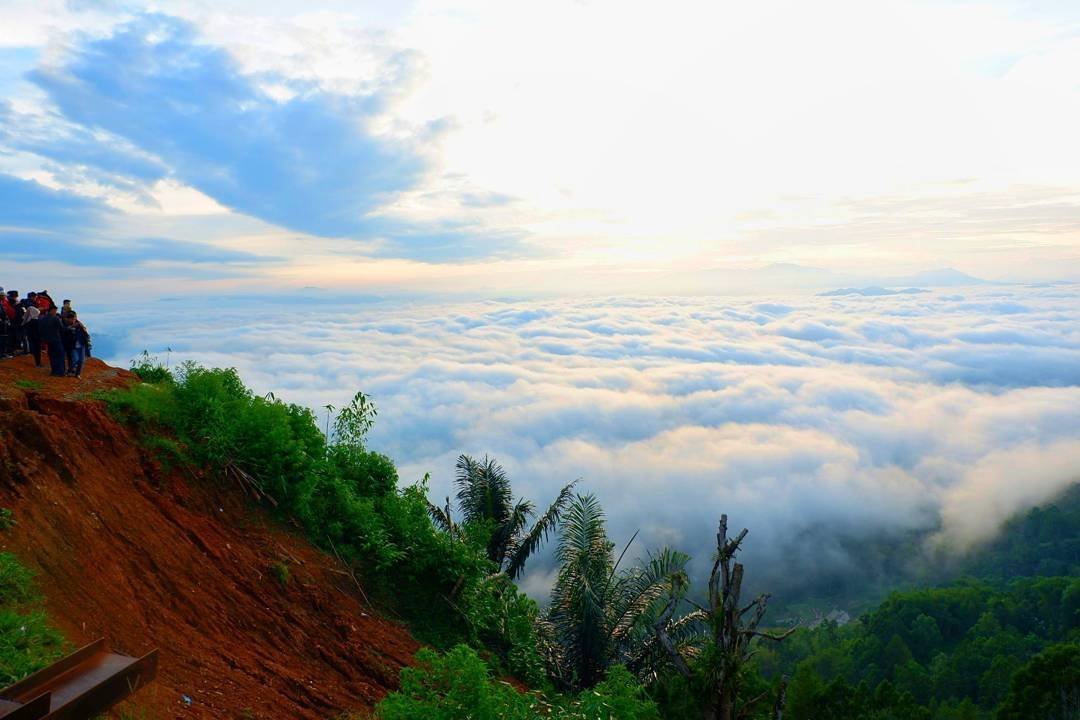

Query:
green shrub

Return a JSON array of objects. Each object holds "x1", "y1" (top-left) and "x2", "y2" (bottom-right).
[
  {"x1": 0, "y1": 553, "x2": 36, "y2": 606},
  {"x1": 557, "y1": 665, "x2": 660, "y2": 720},
  {"x1": 376, "y1": 646, "x2": 659, "y2": 720},
  {"x1": 0, "y1": 553, "x2": 65, "y2": 684},
  {"x1": 98, "y1": 363, "x2": 495, "y2": 643},
  {"x1": 130, "y1": 351, "x2": 174, "y2": 384},
  {"x1": 378, "y1": 645, "x2": 537, "y2": 720},
  {"x1": 0, "y1": 609, "x2": 64, "y2": 685},
  {"x1": 459, "y1": 573, "x2": 547, "y2": 687}
]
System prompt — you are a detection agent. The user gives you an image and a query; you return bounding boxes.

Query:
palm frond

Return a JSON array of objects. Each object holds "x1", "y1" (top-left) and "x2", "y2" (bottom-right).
[
  {"x1": 426, "y1": 495, "x2": 456, "y2": 534},
  {"x1": 609, "y1": 548, "x2": 691, "y2": 646},
  {"x1": 504, "y1": 479, "x2": 578, "y2": 579},
  {"x1": 488, "y1": 497, "x2": 533, "y2": 568},
  {"x1": 548, "y1": 493, "x2": 616, "y2": 689},
  {"x1": 555, "y1": 493, "x2": 608, "y2": 565},
  {"x1": 625, "y1": 608, "x2": 708, "y2": 683},
  {"x1": 455, "y1": 453, "x2": 514, "y2": 526}
]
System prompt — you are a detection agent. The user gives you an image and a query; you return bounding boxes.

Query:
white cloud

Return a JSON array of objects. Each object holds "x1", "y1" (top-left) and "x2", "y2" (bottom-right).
[{"x1": 88, "y1": 284, "x2": 1080, "y2": 599}]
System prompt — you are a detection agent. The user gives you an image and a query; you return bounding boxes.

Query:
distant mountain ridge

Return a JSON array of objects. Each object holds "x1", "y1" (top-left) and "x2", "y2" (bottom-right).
[{"x1": 819, "y1": 286, "x2": 929, "y2": 297}]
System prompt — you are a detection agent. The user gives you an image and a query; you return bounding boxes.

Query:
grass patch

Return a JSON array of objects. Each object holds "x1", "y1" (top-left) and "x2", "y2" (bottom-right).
[
  {"x1": 269, "y1": 561, "x2": 291, "y2": 588},
  {"x1": 0, "y1": 552, "x2": 65, "y2": 685},
  {"x1": 13, "y1": 379, "x2": 43, "y2": 391}
]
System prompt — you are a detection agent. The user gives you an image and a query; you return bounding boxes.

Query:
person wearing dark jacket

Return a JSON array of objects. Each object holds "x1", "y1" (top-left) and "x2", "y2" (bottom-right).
[
  {"x1": 64, "y1": 312, "x2": 91, "y2": 378},
  {"x1": 38, "y1": 306, "x2": 66, "y2": 377},
  {"x1": 61, "y1": 313, "x2": 76, "y2": 371}
]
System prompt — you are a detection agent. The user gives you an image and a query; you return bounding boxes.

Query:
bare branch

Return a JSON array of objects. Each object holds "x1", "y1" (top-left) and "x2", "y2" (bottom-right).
[
  {"x1": 652, "y1": 592, "x2": 692, "y2": 678},
  {"x1": 749, "y1": 627, "x2": 798, "y2": 642}
]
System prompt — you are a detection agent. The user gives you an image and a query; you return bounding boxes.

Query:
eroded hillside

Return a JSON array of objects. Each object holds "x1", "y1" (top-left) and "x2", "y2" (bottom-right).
[{"x1": 0, "y1": 355, "x2": 418, "y2": 719}]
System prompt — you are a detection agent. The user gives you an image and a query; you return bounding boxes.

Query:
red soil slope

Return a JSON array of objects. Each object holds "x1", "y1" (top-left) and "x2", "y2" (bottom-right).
[{"x1": 0, "y1": 355, "x2": 419, "y2": 718}]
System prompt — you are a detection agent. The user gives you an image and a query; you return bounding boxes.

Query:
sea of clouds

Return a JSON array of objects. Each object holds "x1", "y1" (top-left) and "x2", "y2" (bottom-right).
[{"x1": 90, "y1": 284, "x2": 1080, "y2": 603}]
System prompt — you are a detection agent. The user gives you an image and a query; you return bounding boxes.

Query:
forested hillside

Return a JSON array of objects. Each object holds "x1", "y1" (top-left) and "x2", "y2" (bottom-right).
[{"x1": 755, "y1": 485, "x2": 1080, "y2": 720}]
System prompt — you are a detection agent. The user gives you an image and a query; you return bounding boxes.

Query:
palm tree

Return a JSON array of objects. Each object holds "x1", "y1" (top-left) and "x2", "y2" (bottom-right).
[
  {"x1": 430, "y1": 454, "x2": 577, "y2": 580},
  {"x1": 543, "y1": 493, "x2": 694, "y2": 690}
]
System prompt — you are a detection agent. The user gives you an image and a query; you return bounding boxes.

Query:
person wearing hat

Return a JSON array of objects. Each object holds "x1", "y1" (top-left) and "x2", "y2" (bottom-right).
[{"x1": 34, "y1": 290, "x2": 54, "y2": 313}]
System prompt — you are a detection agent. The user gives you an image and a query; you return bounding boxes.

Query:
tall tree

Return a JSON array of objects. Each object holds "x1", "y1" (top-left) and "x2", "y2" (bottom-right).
[
  {"x1": 654, "y1": 514, "x2": 793, "y2": 720},
  {"x1": 544, "y1": 493, "x2": 692, "y2": 690},
  {"x1": 431, "y1": 454, "x2": 577, "y2": 579},
  {"x1": 996, "y1": 643, "x2": 1080, "y2": 720}
]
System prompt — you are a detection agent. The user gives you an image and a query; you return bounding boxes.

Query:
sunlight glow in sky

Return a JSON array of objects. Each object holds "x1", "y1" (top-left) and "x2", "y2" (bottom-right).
[{"x1": 2, "y1": 0, "x2": 1080, "y2": 295}]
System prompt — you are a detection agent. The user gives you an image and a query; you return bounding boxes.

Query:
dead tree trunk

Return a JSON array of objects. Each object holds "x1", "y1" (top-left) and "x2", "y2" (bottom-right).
[{"x1": 654, "y1": 514, "x2": 795, "y2": 720}]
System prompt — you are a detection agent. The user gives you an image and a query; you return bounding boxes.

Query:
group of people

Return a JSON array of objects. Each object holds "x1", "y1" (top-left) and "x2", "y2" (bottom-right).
[{"x1": 0, "y1": 288, "x2": 93, "y2": 378}]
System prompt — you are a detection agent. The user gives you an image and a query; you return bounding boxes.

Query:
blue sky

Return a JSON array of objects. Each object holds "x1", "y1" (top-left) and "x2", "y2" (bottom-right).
[{"x1": 2, "y1": 0, "x2": 1080, "y2": 297}]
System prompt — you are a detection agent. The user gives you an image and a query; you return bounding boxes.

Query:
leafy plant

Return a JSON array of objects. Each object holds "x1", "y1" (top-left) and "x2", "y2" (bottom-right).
[
  {"x1": 544, "y1": 494, "x2": 692, "y2": 690},
  {"x1": 130, "y1": 350, "x2": 174, "y2": 384},
  {"x1": 332, "y1": 392, "x2": 377, "y2": 447},
  {"x1": 0, "y1": 553, "x2": 65, "y2": 684},
  {"x1": 376, "y1": 645, "x2": 659, "y2": 720},
  {"x1": 431, "y1": 454, "x2": 577, "y2": 580}
]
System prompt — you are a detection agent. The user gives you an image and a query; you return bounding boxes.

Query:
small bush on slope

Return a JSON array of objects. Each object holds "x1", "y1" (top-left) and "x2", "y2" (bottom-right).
[
  {"x1": 376, "y1": 645, "x2": 658, "y2": 720},
  {"x1": 0, "y1": 552, "x2": 65, "y2": 684}
]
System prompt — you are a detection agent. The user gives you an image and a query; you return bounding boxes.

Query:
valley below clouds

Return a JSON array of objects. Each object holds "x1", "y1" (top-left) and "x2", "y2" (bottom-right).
[{"x1": 94, "y1": 284, "x2": 1080, "y2": 604}]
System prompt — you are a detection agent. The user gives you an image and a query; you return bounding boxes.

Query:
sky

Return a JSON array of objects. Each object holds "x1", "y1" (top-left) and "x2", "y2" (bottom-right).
[
  {"x1": 3, "y1": 1, "x2": 1080, "y2": 603},
  {"x1": 2, "y1": 0, "x2": 1080, "y2": 296}
]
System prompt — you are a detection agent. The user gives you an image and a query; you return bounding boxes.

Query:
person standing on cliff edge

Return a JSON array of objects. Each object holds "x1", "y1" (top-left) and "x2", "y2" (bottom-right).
[
  {"x1": 23, "y1": 297, "x2": 41, "y2": 366},
  {"x1": 38, "y1": 306, "x2": 66, "y2": 377}
]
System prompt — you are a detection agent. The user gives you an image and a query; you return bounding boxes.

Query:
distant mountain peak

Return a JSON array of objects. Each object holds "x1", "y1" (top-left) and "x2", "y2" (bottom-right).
[{"x1": 886, "y1": 268, "x2": 989, "y2": 286}]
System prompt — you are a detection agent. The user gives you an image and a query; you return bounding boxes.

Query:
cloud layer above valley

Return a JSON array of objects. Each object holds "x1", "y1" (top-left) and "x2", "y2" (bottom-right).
[{"x1": 92, "y1": 284, "x2": 1080, "y2": 601}]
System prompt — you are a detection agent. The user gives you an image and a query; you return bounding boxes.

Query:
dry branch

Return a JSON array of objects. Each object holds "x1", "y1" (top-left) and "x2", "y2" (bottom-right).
[{"x1": 653, "y1": 513, "x2": 794, "y2": 720}]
